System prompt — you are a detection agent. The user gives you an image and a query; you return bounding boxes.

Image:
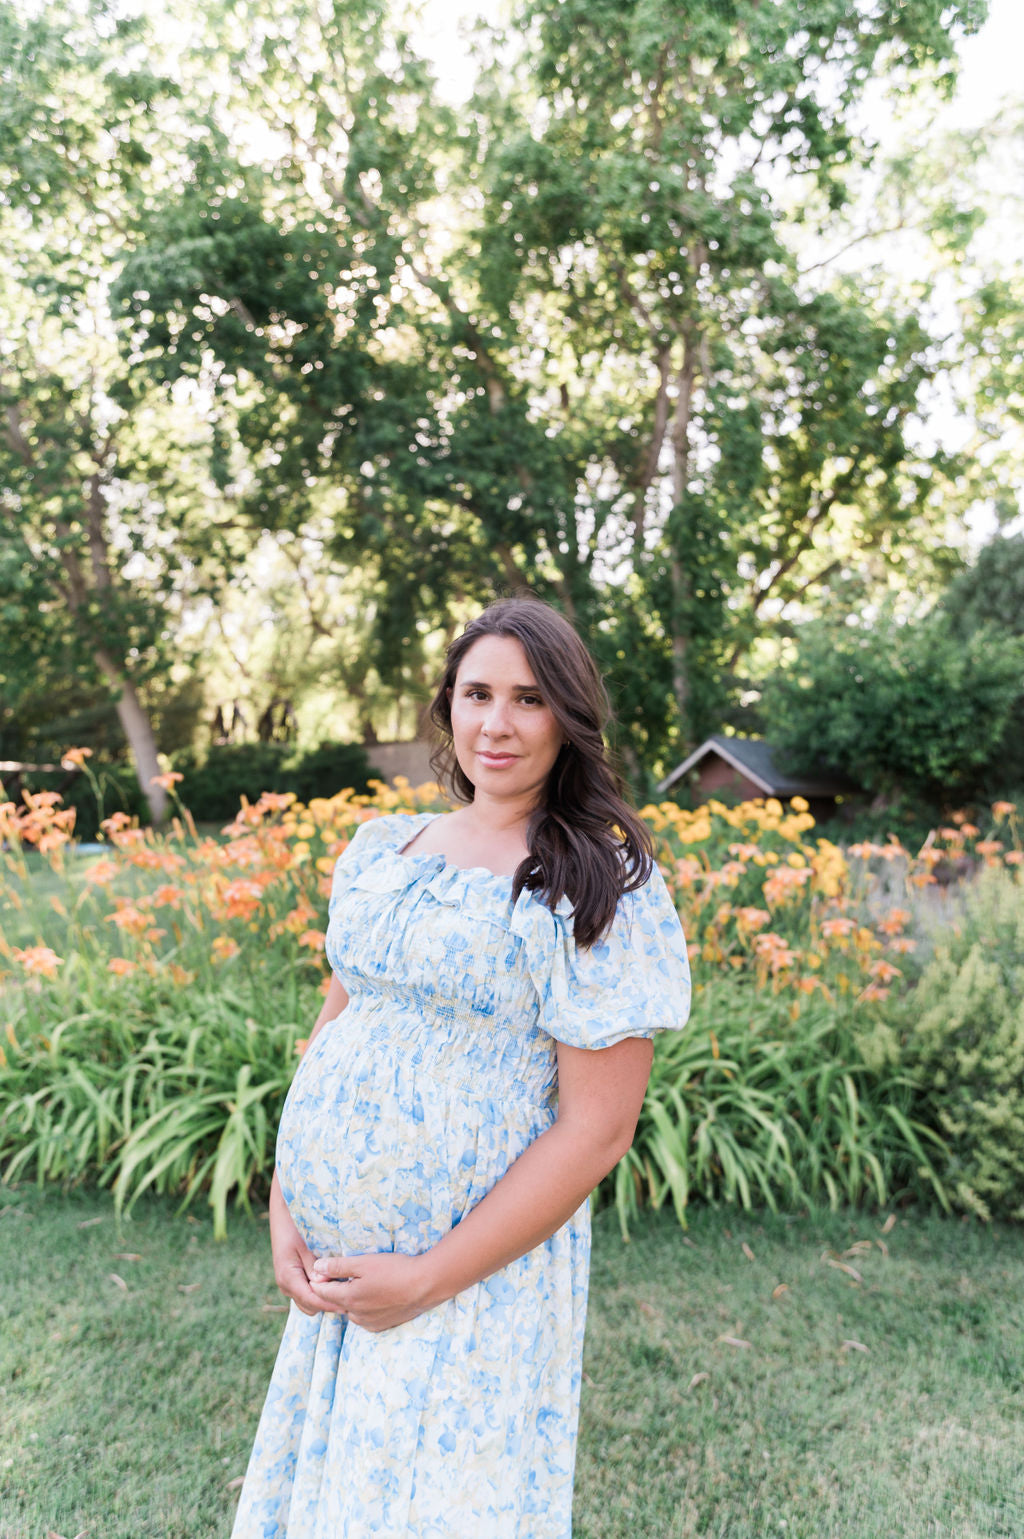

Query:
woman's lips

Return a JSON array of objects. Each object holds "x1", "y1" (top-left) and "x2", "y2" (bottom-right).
[{"x1": 476, "y1": 751, "x2": 518, "y2": 766}]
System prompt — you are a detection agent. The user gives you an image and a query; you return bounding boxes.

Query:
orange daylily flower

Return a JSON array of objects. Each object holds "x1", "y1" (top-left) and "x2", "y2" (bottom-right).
[
  {"x1": 877, "y1": 908, "x2": 911, "y2": 936},
  {"x1": 85, "y1": 858, "x2": 119, "y2": 886},
  {"x1": 105, "y1": 903, "x2": 150, "y2": 936},
  {"x1": 150, "y1": 771, "x2": 184, "y2": 790},
  {"x1": 13, "y1": 945, "x2": 63, "y2": 977},
  {"x1": 61, "y1": 746, "x2": 94, "y2": 769}
]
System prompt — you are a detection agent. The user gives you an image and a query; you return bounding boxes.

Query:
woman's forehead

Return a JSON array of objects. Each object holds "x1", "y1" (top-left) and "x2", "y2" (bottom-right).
[{"x1": 455, "y1": 633, "x2": 536, "y2": 683}]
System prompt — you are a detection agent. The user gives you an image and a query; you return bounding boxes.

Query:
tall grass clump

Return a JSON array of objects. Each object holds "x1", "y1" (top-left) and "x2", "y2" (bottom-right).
[
  {"x1": 608, "y1": 979, "x2": 949, "y2": 1236},
  {"x1": 0, "y1": 765, "x2": 442, "y2": 1234},
  {"x1": 1, "y1": 759, "x2": 1021, "y2": 1233}
]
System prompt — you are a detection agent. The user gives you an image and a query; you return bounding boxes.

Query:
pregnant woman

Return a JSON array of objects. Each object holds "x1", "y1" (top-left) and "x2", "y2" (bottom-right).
[{"x1": 230, "y1": 596, "x2": 691, "y2": 1538}]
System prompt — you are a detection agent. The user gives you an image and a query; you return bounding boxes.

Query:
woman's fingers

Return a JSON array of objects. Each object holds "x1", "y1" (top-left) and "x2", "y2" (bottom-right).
[
  {"x1": 308, "y1": 1275, "x2": 351, "y2": 1308},
  {"x1": 277, "y1": 1254, "x2": 344, "y2": 1315},
  {"x1": 310, "y1": 1254, "x2": 359, "y2": 1283}
]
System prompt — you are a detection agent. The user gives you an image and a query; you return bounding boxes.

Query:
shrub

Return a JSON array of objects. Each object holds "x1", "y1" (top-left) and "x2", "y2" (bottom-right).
[
  {"x1": 168, "y1": 741, "x2": 379, "y2": 824},
  {"x1": 898, "y1": 867, "x2": 1024, "y2": 1220},
  {"x1": 167, "y1": 744, "x2": 292, "y2": 822},
  {"x1": 0, "y1": 779, "x2": 443, "y2": 1234},
  {"x1": 606, "y1": 977, "x2": 949, "y2": 1235},
  {"x1": 285, "y1": 741, "x2": 379, "y2": 804},
  {"x1": 0, "y1": 970, "x2": 312, "y2": 1236},
  {"x1": 1, "y1": 779, "x2": 1020, "y2": 1233}
]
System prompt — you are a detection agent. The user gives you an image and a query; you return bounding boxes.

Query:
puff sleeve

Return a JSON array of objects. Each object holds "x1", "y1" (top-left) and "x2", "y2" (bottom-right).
[
  {"x1": 327, "y1": 815, "x2": 398, "y2": 911},
  {"x1": 512, "y1": 859, "x2": 692, "y2": 1051}
]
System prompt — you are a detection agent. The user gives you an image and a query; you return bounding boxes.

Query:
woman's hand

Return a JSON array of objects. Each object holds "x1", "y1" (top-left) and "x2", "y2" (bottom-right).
[
  {"x1": 269, "y1": 1174, "x2": 343, "y2": 1317},
  {"x1": 308, "y1": 1252, "x2": 435, "y2": 1333}
]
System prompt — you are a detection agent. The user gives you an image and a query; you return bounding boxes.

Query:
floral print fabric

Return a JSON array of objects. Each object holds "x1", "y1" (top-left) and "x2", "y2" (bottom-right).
[{"x1": 231, "y1": 811, "x2": 691, "y2": 1539}]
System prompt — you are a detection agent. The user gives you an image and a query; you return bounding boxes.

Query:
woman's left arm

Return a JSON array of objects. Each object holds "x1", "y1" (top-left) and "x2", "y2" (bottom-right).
[{"x1": 308, "y1": 1036, "x2": 653, "y2": 1331}]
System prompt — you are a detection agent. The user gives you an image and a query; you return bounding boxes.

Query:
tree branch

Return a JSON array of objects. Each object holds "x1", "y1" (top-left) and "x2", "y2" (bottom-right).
[
  {"x1": 626, "y1": 343, "x2": 673, "y2": 550},
  {"x1": 798, "y1": 221, "x2": 908, "y2": 277}
]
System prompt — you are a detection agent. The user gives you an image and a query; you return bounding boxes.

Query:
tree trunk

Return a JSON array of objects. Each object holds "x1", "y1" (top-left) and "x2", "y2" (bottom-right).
[
  {"x1": 94, "y1": 647, "x2": 167, "y2": 824},
  {"x1": 668, "y1": 327, "x2": 700, "y2": 742}
]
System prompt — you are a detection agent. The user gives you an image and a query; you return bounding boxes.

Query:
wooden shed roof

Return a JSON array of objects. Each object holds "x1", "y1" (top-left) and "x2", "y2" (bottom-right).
[{"x1": 656, "y1": 735, "x2": 857, "y2": 799}]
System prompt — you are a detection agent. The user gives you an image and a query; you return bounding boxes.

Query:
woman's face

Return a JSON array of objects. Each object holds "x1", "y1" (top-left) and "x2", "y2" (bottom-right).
[{"x1": 449, "y1": 634, "x2": 564, "y2": 805}]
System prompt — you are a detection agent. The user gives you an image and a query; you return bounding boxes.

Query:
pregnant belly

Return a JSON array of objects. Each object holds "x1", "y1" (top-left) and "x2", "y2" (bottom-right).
[{"x1": 276, "y1": 1013, "x2": 553, "y2": 1260}]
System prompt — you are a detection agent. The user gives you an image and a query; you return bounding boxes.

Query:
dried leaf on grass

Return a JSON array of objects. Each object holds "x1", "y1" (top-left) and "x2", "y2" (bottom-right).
[
  {"x1": 772, "y1": 1283, "x2": 789, "y2": 1299},
  {"x1": 741, "y1": 1242, "x2": 755, "y2": 1261},
  {"x1": 112, "y1": 1252, "x2": 142, "y2": 1262},
  {"x1": 108, "y1": 1273, "x2": 128, "y2": 1291},
  {"x1": 822, "y1": 1253, "x2": 864, "y2": 1283},
  {"x1": 716, "y1": 1335, "x2": 752, "y2": 1349},
  {"x1": 225, "y1": 1475, "x2": 245, "y2": 1490},
  {"x1": 262, "y1": 1303, "x2": 288, "y2": 1312},
  {"x1": 77, "y1": 1217, "x2": 103, "y2": 1229},
  {"x1": 178, "y1": 1282, "x2": 201, "y2": 1294},
  {"x1": 842, "y1": 1241, "x2": 873, "y2": 1258},
  {"x1": 688, "y1": 1371, "x2": 710, "y2": 1391},
  {"x1": 881, "y1": 1214, "x2": 897, "y2": 1235},
  {"x1": 840, "y1": 1339, "x2": 869, "y2": 1353}
]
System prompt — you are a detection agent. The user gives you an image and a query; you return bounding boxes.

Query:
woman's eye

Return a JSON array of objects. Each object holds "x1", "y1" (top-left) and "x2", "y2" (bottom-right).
[{"x1": 520, "y1": 695, "x2": 543, "y2": 706}]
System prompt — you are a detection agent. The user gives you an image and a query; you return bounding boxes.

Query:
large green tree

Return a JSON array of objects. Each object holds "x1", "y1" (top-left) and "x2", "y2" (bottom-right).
[
  {"x1": 940, "y1": 532, "x2": 1024, "y2": 789},
  {"x1": 761, "y1": 598, "x2": 1024, "y2": 805},
  {"x1": 113, "y1": 0, "x2": 989, "y2": 772},
  {"x1": 0, "y1": 3, "x2": 288, "y2": 816},
  {"x1": 5, "y1": 0, "x2": 1004, "y2": 792}
]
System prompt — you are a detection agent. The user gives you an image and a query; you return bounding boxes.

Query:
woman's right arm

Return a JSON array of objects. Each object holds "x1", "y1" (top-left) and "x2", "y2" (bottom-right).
[{"x1": 269, "y1": 972, "x2": 350, "y2": 1315}]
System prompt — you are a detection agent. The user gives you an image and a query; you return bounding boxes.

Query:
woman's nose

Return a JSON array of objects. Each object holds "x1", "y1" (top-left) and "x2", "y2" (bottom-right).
[{"x1": 482, "y1": 699, "x2": 512, "y2": 735}]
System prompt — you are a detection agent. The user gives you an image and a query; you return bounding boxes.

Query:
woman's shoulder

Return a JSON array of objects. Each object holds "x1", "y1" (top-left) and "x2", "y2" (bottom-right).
[{"x1": 347, "y1": 810, "x2": 432, "y2": 849}]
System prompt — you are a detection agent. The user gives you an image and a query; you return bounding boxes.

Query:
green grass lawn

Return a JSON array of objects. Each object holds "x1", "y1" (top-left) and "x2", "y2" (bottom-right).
[{"x1": 1, "y1": 1190, "x2": 1022, "y2": 1539}]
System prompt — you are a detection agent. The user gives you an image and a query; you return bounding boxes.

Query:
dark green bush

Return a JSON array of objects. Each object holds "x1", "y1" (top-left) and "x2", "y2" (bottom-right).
[
  {"x1": 169, "y1": 740, "x2": 379, "y2": 823},
  {"x1": 169, "y1": 743, "x2": 291, "y2": 822},
  {"x1": 285, "y1": 741, "x2": 379, "y2": 803},
  {"x1": 897, "y1": 868, "x2": 1024, "y2": 1220}
]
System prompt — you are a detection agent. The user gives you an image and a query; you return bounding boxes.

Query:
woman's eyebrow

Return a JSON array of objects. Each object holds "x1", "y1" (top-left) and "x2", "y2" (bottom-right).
[{"x1": 460, "y1": 679, "x2": 541, "y2": 691}]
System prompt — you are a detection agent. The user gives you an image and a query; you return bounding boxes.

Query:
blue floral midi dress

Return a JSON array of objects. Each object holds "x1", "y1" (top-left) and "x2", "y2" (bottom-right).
[{"x1": 231, "y1": 810, "x2": 691, "y2": 1539}]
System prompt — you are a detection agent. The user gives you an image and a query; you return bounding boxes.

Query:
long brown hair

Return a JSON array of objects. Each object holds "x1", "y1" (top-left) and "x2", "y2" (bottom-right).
[{"x1": 428, "y1": 597, "x2": 653, "y2": 947}]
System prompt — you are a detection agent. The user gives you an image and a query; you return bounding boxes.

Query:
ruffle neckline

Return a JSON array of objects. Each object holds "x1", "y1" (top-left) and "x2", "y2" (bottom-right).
[{"x1": 350, "y1": 814, "x2": 576, "y2": 953}]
